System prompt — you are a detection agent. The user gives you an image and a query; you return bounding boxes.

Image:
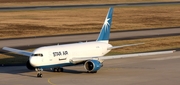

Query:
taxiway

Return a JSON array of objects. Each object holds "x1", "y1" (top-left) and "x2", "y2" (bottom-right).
[
  {"x1": 0, "y1": 51, "x2": 180, "y2": 85},
  {"x1": 0, "y1": 1, "x2": 180, "y2": 11},
  {"x1": 0, "y1": 27, "x2": 180, "y2": 49}
]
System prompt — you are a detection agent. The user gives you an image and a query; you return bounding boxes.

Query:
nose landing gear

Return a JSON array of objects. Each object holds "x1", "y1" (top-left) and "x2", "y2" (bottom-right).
[
  {"x1": 35, "y1": 68, "x2": 43, "y2": 78},
  {"x1": 37, "y1": 73, "x2": 42, "y2": 77}
]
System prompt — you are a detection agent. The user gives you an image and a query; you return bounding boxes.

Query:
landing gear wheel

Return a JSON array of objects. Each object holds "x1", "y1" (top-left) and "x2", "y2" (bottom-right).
[
  {"x1": 57, "y1": 68, "x2": 64, "y2": 72},
  {"x1": 53, "y1": 68, "x2": 58, "y2": 72},
  {"x1": 54, "y1": 67, "x2": 63, "y2": 72},
  {"x1": 60, "y1": 68, "x2": 64, "y2": 72},
  {"x1": 37, "y1": 73, "x2": 42, "y2": 78},
  {"x1": 35, "y1": 68, "x2": 43, "y2": 78}
]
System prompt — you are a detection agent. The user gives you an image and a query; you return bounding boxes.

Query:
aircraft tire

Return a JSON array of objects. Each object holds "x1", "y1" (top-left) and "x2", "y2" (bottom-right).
[
  {"x1": 57, "y1": 68, "x2": 63, "y2": 72},
  {"x1": 37, "y1": 73, "x2": 42, "y2": 78},
  {"x1": 60, "y1": 68, "x2": 64, "y2": 72},
  {"x1": 53, "y1": 68, "x2": 58, "y2": 72}
]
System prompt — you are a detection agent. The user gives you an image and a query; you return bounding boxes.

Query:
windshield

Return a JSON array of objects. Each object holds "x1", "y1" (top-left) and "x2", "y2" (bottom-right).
[{"x1": 31, "y1": 54, "x2": 43, "y2": 57}]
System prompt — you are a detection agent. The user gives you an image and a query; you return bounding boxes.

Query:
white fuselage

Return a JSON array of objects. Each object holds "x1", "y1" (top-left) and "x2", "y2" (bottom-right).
[{"x1": 30, "y1": 41, "x2": 112, "y2": 68}]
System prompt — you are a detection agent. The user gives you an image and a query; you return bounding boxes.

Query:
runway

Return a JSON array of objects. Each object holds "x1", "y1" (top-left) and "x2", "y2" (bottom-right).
[
  {"x1": 0, "y1": 27, "x2": 180, "y2": 49},
  {"x1": 0, "y1": 1, "x2": 180, "y2": 11},
  {"x1": 0, "y1": 51, "x2": 180, "y2": 85}
]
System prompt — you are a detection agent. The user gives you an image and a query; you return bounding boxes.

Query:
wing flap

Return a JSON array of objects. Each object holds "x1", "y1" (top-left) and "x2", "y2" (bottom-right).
[{"x1": 2, "y1": 47, "x2": 33, "y2": 57}]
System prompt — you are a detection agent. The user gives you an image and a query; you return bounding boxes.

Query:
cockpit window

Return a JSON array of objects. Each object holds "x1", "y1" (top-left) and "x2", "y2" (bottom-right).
[{"x1": 31, "y1": 54, "x2": 43, "y2": 57}]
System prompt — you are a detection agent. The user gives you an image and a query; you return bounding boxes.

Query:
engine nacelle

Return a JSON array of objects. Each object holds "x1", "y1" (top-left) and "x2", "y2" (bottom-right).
[
  {"x1": 84, "y1": 60, "x2": 102, "y2": 72},
  {"x1": 26, "y1": 60, "x2": 35, "y2": 70}
]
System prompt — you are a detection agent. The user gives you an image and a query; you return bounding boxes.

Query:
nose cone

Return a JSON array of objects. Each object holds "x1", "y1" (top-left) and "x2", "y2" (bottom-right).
[{"x1": 29, "y1": 57, "x2": 42, "y2": 67}]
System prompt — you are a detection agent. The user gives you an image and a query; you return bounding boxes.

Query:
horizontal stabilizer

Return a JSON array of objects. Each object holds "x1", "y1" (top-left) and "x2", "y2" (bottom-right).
[
  {"x1": 2, "y1": 47, "x2": 32, "y2": 57},
  {"x1": 107, "y1": 43, "x2": 144, "y2": 50}
]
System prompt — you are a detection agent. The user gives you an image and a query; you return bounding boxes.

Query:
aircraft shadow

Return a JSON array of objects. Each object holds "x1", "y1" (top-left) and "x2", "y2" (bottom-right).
[
  {"x1": 0, "y1": 66, "x2": 88, "y2": 78},
  {"x1": 44, "y1": 68, "x2": 86, "y2": 74},
  {"x1": 0, "y1": 50, "x2": 29, "y2": 66}
]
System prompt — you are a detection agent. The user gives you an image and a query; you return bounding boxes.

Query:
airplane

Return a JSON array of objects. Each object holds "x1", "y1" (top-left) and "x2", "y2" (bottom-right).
[{"x1": 2, "y1": 7, "x2": 175, "y2": 78}]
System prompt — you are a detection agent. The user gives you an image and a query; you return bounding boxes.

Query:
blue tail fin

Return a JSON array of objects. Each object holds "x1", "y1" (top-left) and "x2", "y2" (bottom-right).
[{"x1": 96, "y1": 7, "x2": 114, "y2": 43}]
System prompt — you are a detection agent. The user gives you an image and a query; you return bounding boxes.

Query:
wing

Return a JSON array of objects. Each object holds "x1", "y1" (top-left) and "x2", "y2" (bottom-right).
[
  {"x1": 2, "y1": 47, "x2": 33, "y2": 57},
  {"x1": 107, "y1": 43, "x2": 144, "y2": 50},
  {"x1": 70, "y1": 50, "x2": 175, "y2": 64}
]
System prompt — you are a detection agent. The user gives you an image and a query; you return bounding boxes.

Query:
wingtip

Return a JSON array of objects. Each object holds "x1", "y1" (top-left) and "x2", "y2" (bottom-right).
[
  {"x1": 2, "y1": 47, "x2": 6, "y2": 50},
  {"x1": 173, "y1": 50, "x2": 176, "y2": 53},
  {"x1": 2, "y1": 47, "x2": 8, "y2": 50}
]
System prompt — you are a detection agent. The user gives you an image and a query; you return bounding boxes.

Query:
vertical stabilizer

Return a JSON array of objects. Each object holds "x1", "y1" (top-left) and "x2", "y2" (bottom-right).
[{"x1": 96, "y1": 7, "x2": 114, "y2": 43}]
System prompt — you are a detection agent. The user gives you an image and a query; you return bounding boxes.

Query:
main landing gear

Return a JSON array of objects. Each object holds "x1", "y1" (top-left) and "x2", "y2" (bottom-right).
[
  {"x1": 53, "y1": 67, "x2": 64, "y2": 72},
  {"x1": 35, "y1": 68, "x2": 43, "y2": 78},
  {"x1": 35, "y1": 67, "x2": 63, "y2": 78}
]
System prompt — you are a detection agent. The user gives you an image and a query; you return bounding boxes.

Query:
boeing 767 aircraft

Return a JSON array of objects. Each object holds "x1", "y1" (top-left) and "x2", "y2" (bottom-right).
[{"x1": 2, "y1": 7, "x2": 175, "y2": 77}]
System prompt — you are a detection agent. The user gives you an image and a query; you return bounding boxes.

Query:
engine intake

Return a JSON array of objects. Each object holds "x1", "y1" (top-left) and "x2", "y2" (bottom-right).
[{"x1": 84, "y1": 60, "x2": 102, "y2": 72}]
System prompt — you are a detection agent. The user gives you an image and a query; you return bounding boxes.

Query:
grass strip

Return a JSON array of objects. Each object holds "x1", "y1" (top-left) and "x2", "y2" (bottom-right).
[{"x1": 0, "y1": 5, "x2": 180, "y2": 39}]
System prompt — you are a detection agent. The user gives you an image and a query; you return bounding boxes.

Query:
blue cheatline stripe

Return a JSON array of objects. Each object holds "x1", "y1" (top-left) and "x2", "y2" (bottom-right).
[
  {"x1": 97, "y1": 7, "x2": 114, "y2": 41},
  {"x1": 36, "y1": 63, "x2": 74, "y2": 69}
]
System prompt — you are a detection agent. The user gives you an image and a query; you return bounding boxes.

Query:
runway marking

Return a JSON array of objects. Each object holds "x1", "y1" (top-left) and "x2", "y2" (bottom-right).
[
  {"x1": 48, "y1": 78, "x2": 56, "y2": 85},
  {"x1": 148, "y1": 56, "x2": 180, "y2": 61}
]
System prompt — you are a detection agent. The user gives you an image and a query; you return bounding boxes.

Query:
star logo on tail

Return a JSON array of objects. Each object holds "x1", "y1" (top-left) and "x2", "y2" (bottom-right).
[{"x1": 103, "y1": 17, "x2": 110, "y2": 32}]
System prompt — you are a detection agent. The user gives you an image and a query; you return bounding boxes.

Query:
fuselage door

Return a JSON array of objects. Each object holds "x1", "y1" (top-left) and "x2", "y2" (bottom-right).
[{"x1": 49, "y1": 52, "x2": 53, "y2": 61}]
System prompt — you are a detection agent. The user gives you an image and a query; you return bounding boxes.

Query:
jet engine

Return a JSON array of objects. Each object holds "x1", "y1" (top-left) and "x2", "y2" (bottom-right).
[
  {"x1": 84, "y1": 60, "x2": 102, "y2": 73},
  {"x1": 26, "y1": 60, "x2": 35, "y2": 70}
]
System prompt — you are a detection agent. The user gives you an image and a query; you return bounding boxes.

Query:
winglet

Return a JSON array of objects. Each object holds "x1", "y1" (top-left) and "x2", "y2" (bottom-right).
[{"x1": 96, "y1": 7, "x2": 114, "y2": 43}]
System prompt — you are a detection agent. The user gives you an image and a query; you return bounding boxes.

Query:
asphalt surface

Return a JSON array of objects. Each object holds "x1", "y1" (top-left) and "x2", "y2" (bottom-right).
[
  {"x1": 0, "y1": 1, "x2": 180, "y2": 11},
  {"x1": 1, "y1": 2, "x2": 180, "y2": 84},
  {"x1": 0, "y1": 27, "x2": 180, "y2": 50},
  {"x1": 0, "y1": 51, "x2": 180, "y2": 85}
]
